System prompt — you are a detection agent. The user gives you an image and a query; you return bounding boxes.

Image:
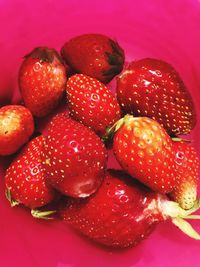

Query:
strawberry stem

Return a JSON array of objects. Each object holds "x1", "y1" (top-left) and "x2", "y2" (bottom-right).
[
  {"x1": 102, "y1": 114, "x2": 132, "y2": 142},
  {"x1": 31, "y1": 209, "x2": 56, "y2": 220},
  {"x1": 160, "y1": 198, "x2": 200, "y2": 240}
]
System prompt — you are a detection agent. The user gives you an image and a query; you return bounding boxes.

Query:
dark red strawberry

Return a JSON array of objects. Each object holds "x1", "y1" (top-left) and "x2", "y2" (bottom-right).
[
  {"x1": 19, "y1": 47, "x2": 67, "y2": 117},
  {"x1": 111, "y1": 115, "x2": 176, "y2": 194},
  {"x1": 169, "y1": 139, "x2": 199, "y2": 210},
  {"x1": 41, "y1": 112, "x2": 107, "y2": 198},
  {"x1": 61, "y1": 33, "x2": 125, "y2": 83},
  {"x1": 66, "y1": 74, "x2": 121, "y2": 136},
  {"x1": 5, "y1": 135, "x2": 56, "y2": 209},
  {"x1": 117, "y1": 58, "x2": 196, "y2": 136},
  {"x1": 0, "y1": 105, "x2": 34, "y2": 155},
  {"x1": 60, "y1": 170, "x2": 200, "y2": 248}
]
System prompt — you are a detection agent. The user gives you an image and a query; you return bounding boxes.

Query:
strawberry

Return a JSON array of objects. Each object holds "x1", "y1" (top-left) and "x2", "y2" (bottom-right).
[
  {"x1": 117, "y1": 58, "x2": 196, "y2": 136},
  {"x1": 5, "y1": 135, "x2": 56, "y2": 209},
  {"x1": 61, "y1": 33, "x2": 125, "y2": 84},
  {"x1": 111, "y1": 115, "x2": 176, "y2": 194},
  {"x1": 19, "y1": 47, "x2": 67, "y2": 117},
  {"x1": 0, "y1": 105, "x2": 34, "y2": 155},
  {"x1": 60, "y1": 170, "x2": 200, "y2": 248},
  {"x1": 66, "y1": 74, "x2": 121, "y2": 136},
  {"x1": 169, "y1": 140, "x2": 199, "y2": 210},
  {"x1": 41, "y1": 112, "x2": 107, "y2": 198}
]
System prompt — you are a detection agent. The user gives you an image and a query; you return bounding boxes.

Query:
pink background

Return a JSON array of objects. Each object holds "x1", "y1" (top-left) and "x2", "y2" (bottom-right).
[{"x1": 0, "y1": 0, "x2": 200, "y2": 266}]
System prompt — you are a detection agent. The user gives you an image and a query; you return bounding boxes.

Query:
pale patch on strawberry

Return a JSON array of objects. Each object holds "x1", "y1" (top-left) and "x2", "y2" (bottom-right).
[
  {"x1": 170, "y1": 140, "x2": 199, "y2": 210},
  {"x1": 0, "y1": 105, "x2": 34, "y2": 155},
  {"x1": 178, "y1": 183, "x2": 197, "y2": 210}
]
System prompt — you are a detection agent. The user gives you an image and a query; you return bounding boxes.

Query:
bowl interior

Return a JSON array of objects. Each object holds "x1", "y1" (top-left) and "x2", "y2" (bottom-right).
[{"x1": 0, "y1": 1, "x2": 200, "y2": 267}]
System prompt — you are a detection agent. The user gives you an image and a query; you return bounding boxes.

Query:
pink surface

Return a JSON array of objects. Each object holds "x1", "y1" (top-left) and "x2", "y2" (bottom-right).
[{"x1": 0, "y1": 0, "x2": 200, "y2": 266}]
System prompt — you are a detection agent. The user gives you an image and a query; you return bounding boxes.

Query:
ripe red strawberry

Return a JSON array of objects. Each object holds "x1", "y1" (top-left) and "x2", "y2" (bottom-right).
[
  {"x1": 5, "y1": 135, "x2": 56, "y2": 209},
  {"x1": 61, "y1": 33, "x2": 125, "y2": 84},
  {"x1": 19, "y1": 47, "x2": 67, "y2": 117},
  {"x1": 60, "y1": 170, "x2": 200, "y2": 248},
  {"x1": 112, "y1": 115, "x2": 176, "y2": 194},
  {"x1": 117, "y1": 58, "x2": 196, "y2": 136},
  {"x1": 66, "y1": 74, "x2": 121, "y2": 136},
  {"x1": 41, "y1": 112, "x2": 107, "y2": 198},
  {"x1": 169, "y1": 140, "x2": 199, "y2": 210},
  {"x1": 0, "y1": 105, "x2": 34, "y2": 155}
]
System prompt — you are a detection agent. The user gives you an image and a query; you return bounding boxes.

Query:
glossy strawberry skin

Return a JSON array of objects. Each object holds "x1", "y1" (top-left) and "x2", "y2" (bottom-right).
[
  {"x1": 113, "y1": 116, "x2": 176, "y2": 194},
  {"x1": 60, "y1": 170, "x2": 165, "y2": 248},
  {"x1": 61, "y1": 34, "x2": 125, "y2": 84},
  {"x1": 5, "y1": 136, "x2": 55, "y2": 209},
  {"x1": 117, "y1": 58, "x2": 196, "y2": 136},
  {"x1": 66, "y1": 74, "x2": 121, "y2": 136},
  {"x1": 169, "y1": 140, "x2": 199, "y2": 209},
  {"x1": 19, "y1": 47, "x2": 67, "y2": 117},
  {"x1": 42, "y1": 112, "x2": 107, "y2": 198},
  {"x1": 0, "y1": 105, "x2": 34, "y2": 155}
]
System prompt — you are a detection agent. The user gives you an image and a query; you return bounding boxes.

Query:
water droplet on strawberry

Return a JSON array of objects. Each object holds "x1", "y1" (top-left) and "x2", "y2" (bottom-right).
[{"x1": 33, "y1": 62, "x2": 42, "y2": 72}]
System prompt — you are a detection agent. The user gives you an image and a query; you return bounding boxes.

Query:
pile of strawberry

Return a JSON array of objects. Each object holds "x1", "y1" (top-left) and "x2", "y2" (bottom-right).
[{"x1": 0, "y1": 33, "x2": 200, "y2": 248}]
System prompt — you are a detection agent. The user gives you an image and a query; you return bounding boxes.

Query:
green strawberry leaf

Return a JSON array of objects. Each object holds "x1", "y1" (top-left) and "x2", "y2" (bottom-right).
[
  {"x1": 5, "y1": 189, "x2": 20, "y2": 207},
  {"x1": 109, "y1": 39, "x2": 125, "y2": 58},
  {"x1": 102, "y1": 115, "x2": 132, "y2": 143},
  {"x1": 172, "y1": 217, "x2": 200, "y2": 240},
  {"x1": 31, "y1": 209, "x2": 56, "y2": 220},
  {"x1": 106, "y1": 52, "x2": 122, "y2": 66},
  {"x1": 24, "y1": 47, "x2": 63, "y2": 64},
  {"x1": 103, "y1": 65, "x2": 123, "y2": 77},
  {"x1": 103, "y1": 39, "x2": 124, "y2": 78},
  {"x1": 161, "y1": 198, "x2": 200, "y2": 240}
]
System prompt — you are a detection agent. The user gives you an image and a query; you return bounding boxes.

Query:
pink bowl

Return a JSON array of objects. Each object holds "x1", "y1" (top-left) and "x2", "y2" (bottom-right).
[{"x1": 0, "y1": 0, "x2": 200, "y2": 266}]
